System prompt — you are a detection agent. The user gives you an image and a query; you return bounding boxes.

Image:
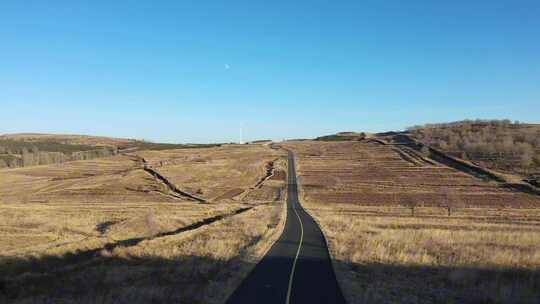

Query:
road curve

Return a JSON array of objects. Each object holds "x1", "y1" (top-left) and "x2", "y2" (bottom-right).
[{"x1": 226, "y1": 151, "x2": 346, "y2": 304}]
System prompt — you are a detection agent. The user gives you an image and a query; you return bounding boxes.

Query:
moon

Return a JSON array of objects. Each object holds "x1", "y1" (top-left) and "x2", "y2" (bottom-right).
[{"x1": 224, "y1": 64, "x2": 230, "y2": 70}]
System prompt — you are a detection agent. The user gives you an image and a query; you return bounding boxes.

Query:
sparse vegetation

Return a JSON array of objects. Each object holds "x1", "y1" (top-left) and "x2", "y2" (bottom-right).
[
  {"x1": 3, "y1": 130, "x2": 539, "y2": 303},
  {"x1": 0, "y1": 138, "x2": 117, "y2": 168},
  {"x1": 440, "y1": 187, "x2": 465, "y2": 216},
  {"x1": 137, "y1": 145, "x2": 285, "y2": 201},
  {"x1": 315, "y1": 132, "x2": 366, "y2": 141},
  {"x1": 0, "y1": 144, "x2": 287, "y2": 303},
  {"x1": 0, "y1": 134, "x2": 223, "y2": 169},
  {"x1": 407, "y1": 119, "x2": 540, "y2": 178},
  {"x1": 308, "y1": 203, "x2": 540, "y2": 304},
  {"x1": 285, "y1": 140, "x2": 538, "y2": 208},
  {"x1": 0, "y1": 202, "x2": 285, "y2": 303},
  {"x1": 400, "y1": 194, "x2": 417, "y2": 216},
  {"x1": 125, "y1": 141, "x2": 222, "y2": 151},
  {"x1": 285, "y1": 139, "x2": 540, "y2": 303},
  {"x1": 0, "y1": 139, "x2": 98, "y2": 154}
]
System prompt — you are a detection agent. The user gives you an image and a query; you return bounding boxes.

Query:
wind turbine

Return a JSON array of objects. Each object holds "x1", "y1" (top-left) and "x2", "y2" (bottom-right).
[{"x1": 239, "y1": 124, "x2": 244, "y2": 144}]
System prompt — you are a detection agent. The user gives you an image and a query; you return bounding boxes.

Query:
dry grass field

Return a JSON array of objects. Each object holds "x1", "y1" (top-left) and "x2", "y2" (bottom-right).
[
  {"x1": 284, "y1": 140, "x2": 540, "y2": 304},
  {"x1": 136, "y1": 144, "x2": 285, "y2": 202},
  {"x1": 286, "y1": 141, "x2": 538, "y2": 207},
  {"x1": 0, "y1": 144, "x2": 287, "y2": 303}
]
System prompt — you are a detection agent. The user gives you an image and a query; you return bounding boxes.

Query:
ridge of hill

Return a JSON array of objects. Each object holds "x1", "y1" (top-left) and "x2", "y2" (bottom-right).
[{"x1": 0, "y1": 133, "x2": 221, "y2": 169}]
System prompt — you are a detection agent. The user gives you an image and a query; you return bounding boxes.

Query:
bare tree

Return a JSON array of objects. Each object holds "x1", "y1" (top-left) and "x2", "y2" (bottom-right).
[
  {"x1": 401, "y1": 194, "x2": 418, "y2": 217},
  {"x1": 22, "y1": 148, "x2": 36, "y2": 167},
  {"x1": 440, "y1": 188, "x2": 465, "y2": 216},
  {"x1": 408, "y1": 119, "x2": 540, "y2": 174}
]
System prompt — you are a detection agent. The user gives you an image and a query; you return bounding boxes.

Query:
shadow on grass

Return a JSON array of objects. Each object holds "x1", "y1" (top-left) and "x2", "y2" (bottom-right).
[
  {"x1": 4, "y1": 207, "x2": 255, "y2": 275},
  {"x1": 0, "y1": 253, "x2": 255, "y2": 304},
  {"x1": 1, "y1": 251, "x2": 539, "y2": 304},
  {"x1": 333, "y1": 260, "x2": 540, "y2": 304}
]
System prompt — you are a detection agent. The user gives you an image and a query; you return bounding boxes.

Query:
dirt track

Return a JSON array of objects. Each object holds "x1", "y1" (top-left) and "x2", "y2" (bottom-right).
[{"x1": 122, "y1": 153, "x2": 207, "y2": 202}]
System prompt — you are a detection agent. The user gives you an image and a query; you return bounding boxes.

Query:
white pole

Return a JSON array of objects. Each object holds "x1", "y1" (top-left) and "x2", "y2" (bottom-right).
[{"x1": 240, "y1": 125, "x2": 244, "y2": 144}]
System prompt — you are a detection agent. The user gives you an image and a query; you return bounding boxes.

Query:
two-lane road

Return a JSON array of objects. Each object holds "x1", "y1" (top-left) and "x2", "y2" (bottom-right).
[{"x1": 226, "y1": 151, "x2": 346, "y2": 304}]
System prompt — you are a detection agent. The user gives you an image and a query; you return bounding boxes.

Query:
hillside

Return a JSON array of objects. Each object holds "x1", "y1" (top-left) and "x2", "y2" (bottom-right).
[
  {"x1": 284, "y1": 140, "x2": 540, "y2": 303},
  {"x1": 406, "y1": 120, "x2": 540, "y2": 184},
  {"x1": 315, "y1": 131, "x2": 367, "y2": 141},
  {"x1": 0, "y1": 133, "x2": 221, "y2": 169},
  {"x1": 0, "y1": 133, "x2": 136, "y2": 147},
  {"x1": 315, "y1": 121, "x2": 540, "y2": 186},
  {"x1": 0, "y1": 144, "x2": 286, "y2": 303}
]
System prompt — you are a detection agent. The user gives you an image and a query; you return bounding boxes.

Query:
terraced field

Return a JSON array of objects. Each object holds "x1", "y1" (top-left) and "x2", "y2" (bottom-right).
[
  {"x1": 287, "y1": 141, "x2": 539, "y2": 208},
  {"x1": 0, "y1": 155, "x2": 167, "y2": 205},
  {"x1": 284, "y1": 140, "x2": 540, "y2": 304},
  {"x1": 0, "y1": 144, "x2": 287, "y2": 303}
]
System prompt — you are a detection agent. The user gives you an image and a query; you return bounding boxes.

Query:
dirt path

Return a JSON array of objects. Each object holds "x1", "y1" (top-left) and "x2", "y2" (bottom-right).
[
  {"x1": 122, "y1": 152, "x2": 207, "y2": 202},
  {"x1": 253, "y1": 159, "x2": 277, "y2": 189}
]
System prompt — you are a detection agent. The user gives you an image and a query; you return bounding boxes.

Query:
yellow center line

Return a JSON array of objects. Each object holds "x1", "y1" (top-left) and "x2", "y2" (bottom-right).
[
  {"x1": 285, "y1": 204, "x2": 304, "y2": 304},
  {"x1": 285, "y1": 151, "x2": 304, "y2": 304}
]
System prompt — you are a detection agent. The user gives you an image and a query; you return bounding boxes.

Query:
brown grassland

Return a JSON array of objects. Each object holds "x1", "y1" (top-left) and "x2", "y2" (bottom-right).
[
  {"x1": 3, "y1": 134, "x2": 540, "y2": 304},
  {"x1": 284, "y1": 140, "x2": 540, "y2": 304},
  {"x1": 0, "y1": 144, "x2": 287, "y2": 303}
]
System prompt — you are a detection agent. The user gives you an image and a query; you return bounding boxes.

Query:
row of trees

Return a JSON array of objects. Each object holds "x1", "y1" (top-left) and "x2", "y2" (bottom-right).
[
  {"x1": 20, "y1": 148, "x2": 116, "y2": 167},
  {"x1": 0, "y1": 154, "x2": 22, "y2": 168},
  {"x1": 395, "y1": 189, "x2": 465, "y2": 217},
  {"x1": 408, "y1": 120, "x2": 540, "y2": 172},
  {"x1": 0, "y1": 140, "x2": 97, "y2": 155},
  {"x1": 0, "y1": 145, "x2": 117, "y2": 168},
  {"x1": 406, "y1": 119, "x2": 522, "y2": 131}
]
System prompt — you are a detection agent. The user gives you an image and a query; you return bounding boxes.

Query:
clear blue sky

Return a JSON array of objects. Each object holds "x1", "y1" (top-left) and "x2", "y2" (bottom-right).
[{"x1": 1, "y1": 1, "x2": 539, "y2": 143}]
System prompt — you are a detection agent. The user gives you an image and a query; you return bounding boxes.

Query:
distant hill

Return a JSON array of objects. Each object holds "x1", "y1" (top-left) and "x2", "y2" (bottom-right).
[
  {"x1": 315, "y1": 132, "x2": 367, "y2": 142},
  {"x1": 0, "y1": 133, "x2": 135, "y2": 147},
  {"x1": 406, "y1": 119, "x2": 540, "y2": 182},
  {"x1": 0, "y1": 133, "x2": 221, "y2": 169}
]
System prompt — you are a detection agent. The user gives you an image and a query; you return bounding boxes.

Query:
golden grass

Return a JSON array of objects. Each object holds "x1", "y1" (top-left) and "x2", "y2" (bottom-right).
[
  {"x1": 308, "y1": 204, "x2": 540, "y2": 267},
  {"x1": 1, "y1": 203, "x2": 285, "y2": 303},
  {"x1": 305, "y1": 203, "x2": 540, "y2": 303},
  {"x1": 0, "y1": 201, "x2": 238, "y2": 257},
  {"x1": 0, "y1": 144, "x2": 287, "y2": 303},
  {"x1": 285, "y1": 140, "x2": 540, "y2": 208},
  {"x1": 109, "y1": 203, "x2": 286, "y2": 303},
  {"x1": 285, "y1": 140, "x2": 540, "y2": 303},
  {"x1": 137, "y1": 144, "x2": 283, "y2": 201}
]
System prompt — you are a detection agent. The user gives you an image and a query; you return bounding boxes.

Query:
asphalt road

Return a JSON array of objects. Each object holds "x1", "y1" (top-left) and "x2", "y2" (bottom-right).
[{"x1": 226, "y1": 151, "x2": 346, "y2": 304}]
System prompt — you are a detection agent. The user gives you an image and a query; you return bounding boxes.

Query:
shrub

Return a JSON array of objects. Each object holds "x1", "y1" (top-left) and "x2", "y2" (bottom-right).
[{"x1": 408, "y1": 119, "x2": 540, "y2": 174}]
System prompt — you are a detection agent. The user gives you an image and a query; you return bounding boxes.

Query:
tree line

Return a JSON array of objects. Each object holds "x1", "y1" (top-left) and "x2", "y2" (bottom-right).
[
  {"x1": 0, "y1": 140, "x2": 117, "y2": 168},
  {"x1": 407, "y1": 119, "x2": 540, "y2": 173}
]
